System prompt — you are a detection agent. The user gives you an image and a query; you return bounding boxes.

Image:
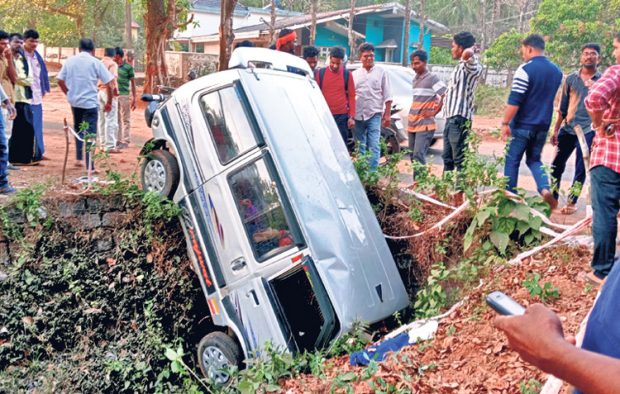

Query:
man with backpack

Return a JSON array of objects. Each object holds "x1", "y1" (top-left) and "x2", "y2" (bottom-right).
[{"x1": 315, "y1": 46, "x2": 356, "y2": 147}]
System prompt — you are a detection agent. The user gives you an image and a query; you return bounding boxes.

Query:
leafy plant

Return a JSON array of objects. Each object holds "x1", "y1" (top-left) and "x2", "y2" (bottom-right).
[
  {"x1": 523, "y1": 273, "x2": 560, "y2": 302},
  {"x1": 519, "y1": 378, "x2": 543, "y2": 394},
  {"x1": 414, "y1": 262, "x2": 449, "y2": 318}
]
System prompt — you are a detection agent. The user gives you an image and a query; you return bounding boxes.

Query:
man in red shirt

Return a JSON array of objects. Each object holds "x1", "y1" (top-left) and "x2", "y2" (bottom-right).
[
  {"x1": 315, "y1": 46, "x2": 356, "y2": 147},
  {"x1": 584, "y1": 31, "x2": 620, "y2": 285}
]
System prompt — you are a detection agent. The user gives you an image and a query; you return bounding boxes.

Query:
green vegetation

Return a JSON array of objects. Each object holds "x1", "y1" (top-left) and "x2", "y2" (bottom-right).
[
  {"x1": 523, "y1": 272, "x2": 560, "y2": 302},
  {"x1": 475, "y1": 85, "x2": 510, "y2": 118}
]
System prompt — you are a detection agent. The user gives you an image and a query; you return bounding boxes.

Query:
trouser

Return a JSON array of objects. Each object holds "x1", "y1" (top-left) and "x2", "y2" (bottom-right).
[
  {"x1": 0, "y1": 112, "x2": 8, "y2": 187},
  {"x1": 354, "y1": 113, "x2": 381, "y2": 171},
  {"x1": 333, "y1": 114, "x2": 350, "y2": 147},
  {"x1": 408, "y1": 130, "x2": 434, "y2": 180},
  {"x1": 442, "y1": 115, "x2": 469, "y2": 172},
  {"x1": 551, "y1": 127, "x2": 595, "y2": 204},
  {"x1": 1, "y1": 106, "x2": 12, "y2": 157},
  {"x1": 590, "y1": 165, "x2": 620, "y2": 278},
  {"x1": 117, "y1": 95, "x2": 131, "y2": 145},
  {"x1": 97, "y1": 90, "x2": 118, "y2": 151},
  {"x1": 72, "y1": 106, "x2": 98, "y2": 170},
  {"x1": 504, "y1": 127, "x2": 550, "y2": 193},
  {"x1": 31, "y1": 103, "x2": 44, "y2": 160}
]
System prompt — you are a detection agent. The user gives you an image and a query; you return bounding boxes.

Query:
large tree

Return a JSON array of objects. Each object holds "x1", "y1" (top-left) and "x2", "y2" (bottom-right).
[
  {"x1": 219, "y1": 0, "x2": 239, "y2": 71},
  {"x1": 142, "y1": 0, "x2": 192, "y2": 93}
]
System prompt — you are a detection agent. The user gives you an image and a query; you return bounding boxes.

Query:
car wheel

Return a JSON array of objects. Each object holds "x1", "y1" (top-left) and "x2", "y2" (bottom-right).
[
  {"x1": 197, "y1": 332, "x2": 242, "y2": 385},
  {"x1": 140, "y1": 150, "x2": 180, "y2": 198}
]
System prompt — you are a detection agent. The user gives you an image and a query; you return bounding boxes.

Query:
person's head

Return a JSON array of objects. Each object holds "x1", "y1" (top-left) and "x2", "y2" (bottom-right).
[
  {"x1": 451, "y1": 31, "x2": 475, "y2": 59},
  {"x1": 23, "y1": 29, "x2": 39, "y2": 52},
  {"x1": 234, "y1": 40, "x2": 255, "y2": 49},
  {"x1": 410, "y1": 49, "x2": 428, "y2": 75},
  {"x1": 580, "y1": 43, "x2": 600, "y2": 70},
  {"x1": 358, "y1": 42, "x2": 375, "y2": 70},
  {"x1": 520, "y1": 34, "x2": 545, "y2": 61},
  {"x1": 9, "y1": 33, "x2": 23, "y2": 53},
  {"x1": 328, "y1": 46, "x2": 346, "y2": 72},
  {"x1": 114, "y1": 47, "x2": 124, "y2": 65},
  {"x1": 126, "y1": 50, "x2": 134, "y2": 63},
  {"x1": 614, "y1": 32, "x2": 620, "y2": 64},
  {"x1": 276, "y1": 28, "x2": 296, "y2": 54},
  {"x1": 104, "y1": 47, "x2": 115, "y2": 58},
  {"x1": 0, "y1": 30, "x2": 9, "y2": 53},
  {"x1": 78, "y1": 38, "x2": 95, "y2": 53},
  {"x1": 303, "y1": 46, "x2": 319, "y2": 70}
]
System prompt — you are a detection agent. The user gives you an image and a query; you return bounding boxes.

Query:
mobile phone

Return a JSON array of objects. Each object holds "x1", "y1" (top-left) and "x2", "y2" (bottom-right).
[{"x1": 486, "y1": 291, "x2": 526, "y2": 316}]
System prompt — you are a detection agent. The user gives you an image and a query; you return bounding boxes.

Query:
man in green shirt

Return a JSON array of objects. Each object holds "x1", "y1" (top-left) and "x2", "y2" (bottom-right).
[{"x1": 114, "y1": 47, "x2": 135, "y2": 149}]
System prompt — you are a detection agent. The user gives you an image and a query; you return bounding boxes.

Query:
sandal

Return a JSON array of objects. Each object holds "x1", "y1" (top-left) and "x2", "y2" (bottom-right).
[
  {"x1": 578, "y1": 271, "x2": 604, "y2": 287},
  {"x1": 560, "y1": 204, "x2": 577, "y2": 215}
]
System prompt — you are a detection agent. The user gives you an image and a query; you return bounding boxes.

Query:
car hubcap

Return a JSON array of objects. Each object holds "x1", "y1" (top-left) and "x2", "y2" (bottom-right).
[
  {"x1": 143, "y1": 159, "x2": 167, "y2": 193},
  {"x1": 202, "y1": 346, "x2": 231, "y2": 384}
]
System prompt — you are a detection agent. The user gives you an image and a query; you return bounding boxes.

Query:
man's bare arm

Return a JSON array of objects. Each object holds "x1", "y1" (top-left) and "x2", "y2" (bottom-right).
[{"x1": 57, "y1": 79, "x2": 68, "y2": 95}]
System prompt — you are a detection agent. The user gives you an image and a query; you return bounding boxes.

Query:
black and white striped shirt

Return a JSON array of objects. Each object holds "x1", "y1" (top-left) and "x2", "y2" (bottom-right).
[{"x1": 443, "y1": 55, "x2": 483, "y2": 120}]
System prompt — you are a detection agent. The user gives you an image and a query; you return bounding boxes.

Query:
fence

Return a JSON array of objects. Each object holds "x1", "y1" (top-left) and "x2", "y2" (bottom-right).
[
  {"x1": 429, "y1": 64, "x2": 513, "y2": 88},
  {"x1": 165, "y1": 51, "x2": 219, "y2": 82}
]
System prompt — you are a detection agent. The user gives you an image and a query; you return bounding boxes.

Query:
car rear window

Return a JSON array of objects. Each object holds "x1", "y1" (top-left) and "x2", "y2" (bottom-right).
[{"x1": 200, "y1": 85, "x2": 260, "y2": 164}]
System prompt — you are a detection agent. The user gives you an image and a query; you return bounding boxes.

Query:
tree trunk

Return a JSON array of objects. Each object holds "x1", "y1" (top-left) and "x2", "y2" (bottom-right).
[
  {"x1": 310, "y1": 0, "x2": 319, "y2": 46},
  {"x1": 490, "y1": 0, "x2": 500, "y2": 44},
  {"x1": 402, "y1": 0, "x2": 410, "y2": 66},
  {"x1": 348, "y1": 0, "x2": 357, "y2": 59},
  {"x1": 518, "y1": 0, "x2": 530, "y2": 33},
  {"x1": 417, "y1": 0, "x2": 425, "y2": 54},
  {"x1": 479, "y1": 0, "x2": 487, "y2": 51},
  {"x1": 219, "y1": 0, "x2": 238, "y2": 71},
  {"x1": 269, "y1": 0, "x2": 277, "y2": 46},
  {"x1": 144, "y1": 0, "x2": 170, "y2": 93},
  {"x1": 125, "y1": 0, "x2": 133, "y2": 48}
]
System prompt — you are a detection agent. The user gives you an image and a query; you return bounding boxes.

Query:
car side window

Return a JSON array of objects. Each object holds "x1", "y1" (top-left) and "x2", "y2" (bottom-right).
[
  {"x1": 229, "y1": 158, "x2": 298, "y2": 262},
  {"x1": 200, "y1": 85, "x2": 259, "y2": 164}
]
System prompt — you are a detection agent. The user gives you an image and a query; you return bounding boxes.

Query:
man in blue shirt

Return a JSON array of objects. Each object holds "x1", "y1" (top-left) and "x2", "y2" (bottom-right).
[
  {"x1": 57, "y1": 38, "x2": 114, "y2": 171},
  {"x1": 550, "y1": 43, "x2": 601, "y2": 215},
  {"x1": 501, "y1": 34, "x2": 563, "y2": 208}
]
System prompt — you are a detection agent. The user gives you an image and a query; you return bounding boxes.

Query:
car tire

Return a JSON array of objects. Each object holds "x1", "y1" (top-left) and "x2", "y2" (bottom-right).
[
  {"x1": 140, "y1": 149, "x2": 180, "y2": 199},
  {"x1": 197, "y1": 332, "x2": 242, "y2": 385}
]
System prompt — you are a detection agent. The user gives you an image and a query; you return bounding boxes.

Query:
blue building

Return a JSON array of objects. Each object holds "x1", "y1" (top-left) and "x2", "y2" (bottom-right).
[{"x1": 193, "y1": 2, "x2": 449, "y2": 63}]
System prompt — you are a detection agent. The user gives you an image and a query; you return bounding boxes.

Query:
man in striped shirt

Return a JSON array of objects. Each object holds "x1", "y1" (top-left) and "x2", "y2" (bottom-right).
[
  {"x1": 501, "y1": 34, "x2": 562, "y2": 208},
  {"x1": 407, "y1": 49, "x2": 446, "y2": 180},
  {"x1": 442, "y1": 31, "x2": 482, "y2": 174}
]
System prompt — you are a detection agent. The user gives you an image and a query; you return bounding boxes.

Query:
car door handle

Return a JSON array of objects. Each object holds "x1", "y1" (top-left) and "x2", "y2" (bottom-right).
[
  {"x1": 247, "y1": 289, "x2": 259, "y2": 306},
  {"x1": 231, "y1": 257, "x2": 247, "y2": 271}
]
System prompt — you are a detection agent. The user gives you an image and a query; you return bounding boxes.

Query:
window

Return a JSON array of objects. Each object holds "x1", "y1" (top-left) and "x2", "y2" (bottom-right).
[
  {"x1": 200, "y1": 85, "x2": 260, "y2": 164},
  {"x1": 229, "y1": 158, "x2": 299, "y2": 262}
]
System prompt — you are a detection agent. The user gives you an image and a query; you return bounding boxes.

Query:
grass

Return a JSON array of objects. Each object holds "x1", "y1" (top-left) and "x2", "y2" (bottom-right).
[{"x1": 475, "y1": 85, "x2": 510, "y2": 117}]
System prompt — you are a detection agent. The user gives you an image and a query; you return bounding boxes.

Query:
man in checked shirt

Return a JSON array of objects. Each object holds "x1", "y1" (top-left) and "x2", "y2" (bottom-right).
[{"x1": 584, "y1": 32, "x2": 620, "y2": 286}]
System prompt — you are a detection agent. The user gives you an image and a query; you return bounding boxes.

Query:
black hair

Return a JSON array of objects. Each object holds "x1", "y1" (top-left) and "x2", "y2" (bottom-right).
[
  {"x1": 453, "y1": 31, "x2": 475, "y2": 49},
  {"x1": 278, "y1": 28, "x2": 294, "y2": 38},
  {"x1": 303, "y1": 45, "x2": 319, "y2": 58},
  {"x1": 104, "y1": 47, "x2": 116, "y2": 57},
  {"x1": 23, "y1": 29, "x2": 39, "y2": 40},
  {"x1": 329, "y1": 46, "x2": 345, "y2": 59},
  {"x1": 581, "y1": 43, "x2": 601, "y2": 54},
  {"x1": 410, "y1": 49, "x2": 428, "y2": 62},
  {"x1": 115, "y1": 47, "x2": 124, "y2": 58},
  {"x1": 615, "y1": 32, "x2": 620, "y2": 41},
  {"x1": 522, "y1": 34, "x2": 545, "y2": 51},
  {"x1": 79, "y1": 38, "x2": 95, "y2": 52},
  {"x1": 358, "y1": 42, "x2": 375, "y2": 54},
  {"x1": 234, "y1": 40, "x2": 255, "y2": 49},
  {"x1": 0, "y1": 31, "x2": 8, "y2": 40},
  {"x1": 9, "y1": 33, "x2": 23, "y2": 41}
]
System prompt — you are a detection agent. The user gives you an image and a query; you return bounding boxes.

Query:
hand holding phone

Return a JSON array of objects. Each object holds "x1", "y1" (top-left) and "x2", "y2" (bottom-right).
[{"x1": 486, "y1": 291, "x2": 526, "y2": 316}]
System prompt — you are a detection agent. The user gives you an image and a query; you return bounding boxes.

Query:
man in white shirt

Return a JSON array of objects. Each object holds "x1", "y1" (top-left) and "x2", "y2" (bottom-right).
[{"x1": 352, "y1": 42, "x2": 392, "y2": 171}]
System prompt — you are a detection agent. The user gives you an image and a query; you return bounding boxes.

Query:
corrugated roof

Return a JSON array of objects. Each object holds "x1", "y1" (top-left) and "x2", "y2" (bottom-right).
[{"x1": 192, "y1": 0, "x2": 248, "y2": 12}]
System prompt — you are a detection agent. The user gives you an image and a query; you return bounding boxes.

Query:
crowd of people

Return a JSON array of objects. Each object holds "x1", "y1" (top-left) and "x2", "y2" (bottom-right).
[{"x1": 0, "y1": 30, "x2": 136, "y2": 182}]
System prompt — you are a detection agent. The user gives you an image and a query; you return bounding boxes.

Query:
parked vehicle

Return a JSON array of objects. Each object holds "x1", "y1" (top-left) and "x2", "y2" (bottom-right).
[{"x1": 140, "y1": 48, "x2": 409, "y2": 384}]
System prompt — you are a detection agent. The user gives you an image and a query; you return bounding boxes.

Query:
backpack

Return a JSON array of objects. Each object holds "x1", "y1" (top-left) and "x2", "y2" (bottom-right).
[{"x1": 316, "y1": 67, "x2": 350, "y2": 94}]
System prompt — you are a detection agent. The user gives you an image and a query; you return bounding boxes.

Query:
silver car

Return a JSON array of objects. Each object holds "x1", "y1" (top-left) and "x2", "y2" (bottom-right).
[{"x1": 140, "y1": 48, "x2": 409, "y2": 384}]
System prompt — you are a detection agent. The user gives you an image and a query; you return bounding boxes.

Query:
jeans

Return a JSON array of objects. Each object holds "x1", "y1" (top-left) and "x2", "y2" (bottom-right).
[
  {"x1": 354, "y1": 113, "x2": 381, "y2": 170},
  {"x1": 551, "y1": 128, "x2": 595, "y2": 204},
  {"x1": 442, "y1": 115, "x2": 469, "y2": 172},
  {"x1": 504, "y1": 127, "x2": 550, "y2": 193},
  {"x1": 333, "y1": 114, "x2": 350, "y2": 146},
  {"x1": 117, "y1": 95, "x2": 131, "y2": 144},
  {"x1": 72, "y1": 107, "x2": 98, "y2": 170},
  {"x1": 0, "y1": 114, "x2": 9, "y2": 188},
  {"x1": 590, "y1": 165, "x2": 620, "y2": 278},
  {"x1": 31, "y1": 103, "x2": 44, "y2": 160},
  {"x1": 408, "y1": 130, "x2": 434, "y2": 180},
  {"x1": 97, "y1": 90, "x2": 118, "y2": 150}
]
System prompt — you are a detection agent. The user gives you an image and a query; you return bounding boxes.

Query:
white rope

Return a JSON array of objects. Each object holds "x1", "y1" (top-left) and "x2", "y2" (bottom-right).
[{"x1": 63, "y1": 124, "x2": 85, "y2": 142}]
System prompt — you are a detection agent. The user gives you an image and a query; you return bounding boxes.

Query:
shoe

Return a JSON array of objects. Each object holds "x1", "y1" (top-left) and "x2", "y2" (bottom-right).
[
  {"x1": 107, "y1": 148, "x2": 122, "y2": 154},
  {"x1": 116, "y1": 143, "x2": 129, "y2": 149},
  {"x1": 578, "y1": 271, "x2": 605, "y2": 287},
  {"x1": 41, "y1": 156, "x2": 50, "y2": 161},
  {"x1": 541, "y1": 189, "x2": 558, "y2": 210},
  {"x1": 8, "y1": 164, "x2": 20, "y2": 171},
  {"x1": 0, "y1": 186, "x2": 16, "y2": 195},
  {"x1": 12, "y1": 161, "x2": 40, "y2": 166}
]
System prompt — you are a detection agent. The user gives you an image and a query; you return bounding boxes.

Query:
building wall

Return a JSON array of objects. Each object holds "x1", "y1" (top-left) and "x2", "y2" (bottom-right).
[
  {"x1": 364, "y1": 15, "x2": 385, "y2": 61},
  {"x1": 315, "y1": 25, "x2": 349, "y2": 56},
  {"x1": 403, "y1": 23, "x2": 432, "y2": 63}
]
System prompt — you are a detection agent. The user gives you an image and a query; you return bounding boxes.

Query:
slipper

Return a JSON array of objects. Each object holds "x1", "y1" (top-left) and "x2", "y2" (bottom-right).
[
  {"x1": 578, "y1": 271, "x2": 604, "y2": 287},
  {"x1": 560, "y1": 204, "x2": 578, "y2": 215},
  {"x1": 74, "y1": 161, "x2": 83, "y2": 168}
]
